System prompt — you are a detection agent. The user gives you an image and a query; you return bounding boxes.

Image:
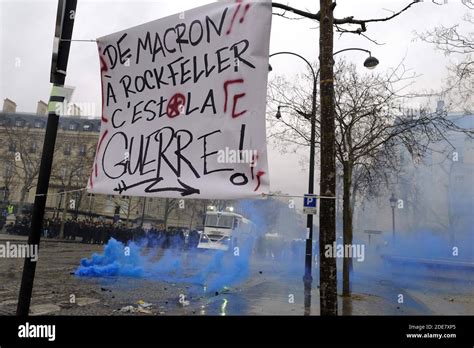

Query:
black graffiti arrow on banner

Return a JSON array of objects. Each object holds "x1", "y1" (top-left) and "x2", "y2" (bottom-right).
[{"x1": 113, "y1": 178, "x2": 200, "y2": 197}]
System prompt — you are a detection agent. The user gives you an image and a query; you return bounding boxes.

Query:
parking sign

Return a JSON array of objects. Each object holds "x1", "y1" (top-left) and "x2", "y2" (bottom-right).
[{"x1": 303, "y1": 194, "x2": 318, "y2": 215}]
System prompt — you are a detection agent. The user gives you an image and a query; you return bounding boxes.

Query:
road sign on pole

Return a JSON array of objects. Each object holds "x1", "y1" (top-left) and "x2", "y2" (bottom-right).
[{"x1": 303, "y1": 194, "x2": 318, "y2": 215}]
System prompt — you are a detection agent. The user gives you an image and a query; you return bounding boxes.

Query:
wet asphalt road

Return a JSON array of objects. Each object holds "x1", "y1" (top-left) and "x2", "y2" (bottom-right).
[{"x1": 0, "y1": 234, "x2": 472, "y2": 316}]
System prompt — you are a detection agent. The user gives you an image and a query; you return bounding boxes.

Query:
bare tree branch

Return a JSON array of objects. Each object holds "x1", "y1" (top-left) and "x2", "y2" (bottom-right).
[{"x1": 272, "y1": 1, "x2": 421, "y2": 35}]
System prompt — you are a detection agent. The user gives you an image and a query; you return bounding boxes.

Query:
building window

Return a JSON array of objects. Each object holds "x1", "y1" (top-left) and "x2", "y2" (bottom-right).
[
  {"x1": 34, "y1": 121, "x2": 44, "y2": 128},
  {"x1": 79, "y1": 144, "x2": 86, "y2": 156},
  {"x1": 105, "y1": 195, "x2": 114, "y2": 213},
  {"x1": 69, "y1": 123, "x2": 78, "y2": 131},
  {"x1": 83, "y1": 123, "x2": 92, "y2": 131},
  {"x1": 56, "y1": 189, "x2": 65, "y2": 208},
  {"x1": 4, "y1": 163, "x2": 13, "y2": 178},
  {"x1": 61, "y1": 167, "x2": 68, "y2": 180},
  {"x1": 30, "y1": 142, "x2": 37, "y2": 153},
  {"x1": 63, "y1": 143, "x2": 71, "y2": 156},
  {"x1": 146, "y1": 200, "x2": 154, "y2": 215},
  {"x1": 15, "y1": 119, "x2": 24, "y2": 127}
]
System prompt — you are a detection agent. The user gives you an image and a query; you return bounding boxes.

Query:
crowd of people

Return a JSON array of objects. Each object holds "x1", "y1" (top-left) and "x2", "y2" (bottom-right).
[
  {"x1": 3, "y1": 217, "x2": 202, "y2": 249},
  {"x1": 3, "y1": 217, "x2": 307, "y2": 260},
  {"x1": 4, "y1": 215, "x2": 31, "y2": 236}
]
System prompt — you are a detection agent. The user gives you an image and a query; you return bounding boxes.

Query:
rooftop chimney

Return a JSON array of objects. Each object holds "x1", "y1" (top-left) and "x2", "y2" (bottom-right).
[
  {"x1": 2, "y1": 98, "x2": 17, "y2": 113},
  {"x1": 37, "y1": 100, "x2": 48, "y2": 115},
  {"x1": 67, "y1": 103, "x2": 82, "y2": 117}
]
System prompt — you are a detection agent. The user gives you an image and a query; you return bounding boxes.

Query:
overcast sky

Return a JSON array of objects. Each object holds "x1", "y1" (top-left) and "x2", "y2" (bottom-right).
[{"x1": 0, "y1": 0, "x2": 470, "y2": 196}]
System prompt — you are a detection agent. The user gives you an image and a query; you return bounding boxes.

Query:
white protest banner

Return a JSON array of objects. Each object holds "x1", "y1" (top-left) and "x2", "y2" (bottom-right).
[{"x1": 88, "y1": 0, "x2": 272, "y2": 199}]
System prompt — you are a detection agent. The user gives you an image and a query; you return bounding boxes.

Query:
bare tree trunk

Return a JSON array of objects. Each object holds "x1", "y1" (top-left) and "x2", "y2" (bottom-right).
[
  {"x1": 59, "y1": 191, "x2": 69, "y2": 239},
  {"x1": 447, "y1": 163, "x2": 456, "y2": 244},
  {"x1": 189, "y1": 207, "x2": 195, "y2": 230},
  {"x1": 163, "y1": 199, "x2": 170, "y2": 230},
  {"x1": 319, "y1": 0, "x2": 338, "y2": 316},
  {"x1": 87, "y1": 194, "x2": 93, "y2": 221},
  {"x1": 126, "y1": 196, "x2": 132, "y2": 227},
  {"x1": 17, "y1": 187, "x2": 28, "y2": 217},
  {"x1": 342, "y1": 163, "x2": 353, "y2": 297}
]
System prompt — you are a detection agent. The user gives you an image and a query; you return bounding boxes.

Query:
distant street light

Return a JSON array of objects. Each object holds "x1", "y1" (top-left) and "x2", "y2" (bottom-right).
[
  {"x1": 274, "y1": 105, "x2": 290, "y2": 120},
  {"x1": 389, "y1": 193, "x2": 397, "y2": 240},
  {"x1": 275, "y1": 106, "x2": 282, "y2": 119}
]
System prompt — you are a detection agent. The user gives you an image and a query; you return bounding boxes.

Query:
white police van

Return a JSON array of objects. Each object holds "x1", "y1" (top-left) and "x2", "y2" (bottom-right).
[{"x1": 197, "y1": 207, "x2": 253, "y2": 251}]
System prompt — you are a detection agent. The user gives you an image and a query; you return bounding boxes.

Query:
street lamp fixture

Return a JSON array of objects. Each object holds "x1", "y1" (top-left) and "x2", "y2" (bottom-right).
[
  {"x1": 332, "y1": 48, "x2": 379, "y2": 70},
  {"x1": 275, "y1": 106, "x2": 282, "y2": 119},
  {"x1": 364, "y1": 55, "x2": 379, "y2": 70},
  {"x1": 389, "y1": 193, "x2": 397, "y2": 209},
  {"x1": 275, "y1": 105, "x2": 288, "y2": 119},
  {"x1": 272, "y1": 48, "x2": 379, "y2": 122}
]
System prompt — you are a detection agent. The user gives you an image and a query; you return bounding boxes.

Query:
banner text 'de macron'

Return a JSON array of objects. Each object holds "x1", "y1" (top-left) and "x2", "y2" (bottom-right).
[{"x1": 88, "y1": 0, "x2": 272, "y2": 199}]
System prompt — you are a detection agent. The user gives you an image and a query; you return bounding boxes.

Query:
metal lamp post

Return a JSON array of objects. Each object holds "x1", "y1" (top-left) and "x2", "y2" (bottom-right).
[
  {"x1": 269, "y1": 48, "x2": 379, "y2": 314},
  {"x1": 389, "y1": 193, "x2": 397, "y2": 240},
  {"x1": 269, "y1": 52, "x2": 317, "y2": 292}
]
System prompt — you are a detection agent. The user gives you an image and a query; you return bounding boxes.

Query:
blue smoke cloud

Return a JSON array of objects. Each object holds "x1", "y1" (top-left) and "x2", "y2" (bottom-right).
[
  {"x1": 75, "y1": 236, "x2": 254, "y2": 293},
  {"x1": 75, "y1": 199, "x2": 307, "y2": 293},
  {"x1": 75, "y1": 238, "x2": 145, "y2": 277},
  {"x1": 350, "y1": 227, "x2": 474, "y2": 293}
]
